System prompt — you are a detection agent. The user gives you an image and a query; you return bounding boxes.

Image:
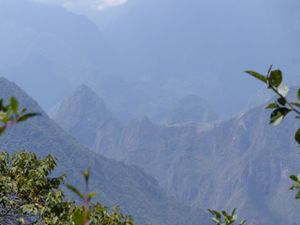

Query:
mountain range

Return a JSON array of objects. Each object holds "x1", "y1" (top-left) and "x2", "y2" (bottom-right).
[
  {"x1": 1, "y1": 1, "x2": 300, "y2": 224},
  {"x1": 0, "y1": 77, "x2": 210, "y2": 225},
  {"x1": 53, "y1": 84, "x2": 300, "y2": 225},
  {"x1": 1, "y1": 0, "x2": 299, "y2": 122}
]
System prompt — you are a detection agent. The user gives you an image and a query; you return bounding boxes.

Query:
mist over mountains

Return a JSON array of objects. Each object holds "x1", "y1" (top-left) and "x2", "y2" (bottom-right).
[
  {"x1": 0, "y1": 0, "x2": 299, "y2": 122},
  {"x1": 1, "y1": 1, "x2": 300, "y2": 224}
]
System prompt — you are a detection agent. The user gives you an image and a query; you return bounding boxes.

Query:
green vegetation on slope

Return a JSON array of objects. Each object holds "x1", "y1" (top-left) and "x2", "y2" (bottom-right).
[{"x1": 0, "y1": 77, "x2": 209, "y2": 225}]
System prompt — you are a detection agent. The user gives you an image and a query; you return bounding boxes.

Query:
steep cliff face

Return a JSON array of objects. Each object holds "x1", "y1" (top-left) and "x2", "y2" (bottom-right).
[
  {"x1": 53, "y1": 84, "x2": 300, "y2": 225},
  {"x1": 0, "y1": 78, "x2": 209, "y2": 225},
  {"x1": 115, "y1": 106, "x2": 300, "y2": 225}
]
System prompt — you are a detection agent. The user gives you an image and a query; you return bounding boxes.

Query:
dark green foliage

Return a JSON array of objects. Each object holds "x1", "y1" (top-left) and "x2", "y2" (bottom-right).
[
  {"x1": 244, "y1": 71, "x2": 267, "y2": 84},
  {"x1": 290, "y1": 175, "x2": 300, "y2": 199},
  {"x1": 207, "y1": 67, "x2": 299, "y2": 225},
  {"x1": 0, "y1": 96, "x2": 135, "y2": 225},
  {"x1": 208, "y1": 208, "x2": 246, "y2": 225},
  {"x1": 0, "y1": 96, "x2": 39, "y2": 135},
  {"x1": 268, "y1": 70, "x2": 282, "y2": 88},
  {"x1": 0, "y1": 150, "x2": 135, "y2": 225},
  {"x1": 269, "y1": 107, "x2": 291, "y2": 125},
  {"x1": 0, "y1": 151, "x2": 72, "y2": 225},
  {"x1": 67, "y1": 167, "x2": 134, "y2": 225},
  {"x1": 245, "y1": 66, "x2": 300, "y2": 199},
  {"x1": 295, "y1": 129, "x2": 300, "y2": 147},
  {"x1": 245, "y1": 67, "x2": 300, "y2": 141},
  {"x1": 0, "y1": 79, "x2": 209, "y2": 225}
]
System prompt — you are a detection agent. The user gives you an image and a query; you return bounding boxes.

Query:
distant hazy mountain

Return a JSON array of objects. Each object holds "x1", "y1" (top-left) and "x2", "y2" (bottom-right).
[
  {"x1": 166, "y1": 95, "x2": 218, "y2": 124},
  {"x1": 52, "y1": 84, "x2": 123, "y2": 156},
  {"x1": 100, "y1": 0, "x2": 300, "y2": 119},
  {"x1": 0, "y1": 0, "x2": 114, "y2": 109},
  {"x1": 1, "y1": 0, "x2": 299, "y2": 123},
  {"x1": 52, "y1": 86, "x2": 220, "y2": 158},
  {"x1": 55, "y1": 83, "x2": 300, "y2": 225},
  {"x1": 115, "y1": 107, "x2": 300, "y2": 225},
  {"x1": 0, "y1": 77, "x2": 210, "y2": 225}
]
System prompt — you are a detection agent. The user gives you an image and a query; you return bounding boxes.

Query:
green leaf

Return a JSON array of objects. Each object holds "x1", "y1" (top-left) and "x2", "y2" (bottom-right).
[
  {"x1": 232, "y1": 214, "x2": 238, "y2": 221},
  {"x1": 66, "y1": 184, "x2": 84, "y2": 199},
  {"x1": 245, "y1": 70, "x2": 267, "y2": 83},
  {"x1": 208, "y1": 209, "x2": 221, "y2": 219},
  {"x1": 211, "y1": 218, "x2": 220, "y2": 224},
  {"x1": 72, "y1": 210, "x2": 84, "y2": 225},
  {"x1": 240, "y1": 220, "x2": 246, "y2": 225},
  {"x1": 231, "y1": 208, "x2": 236, "y2": 216},
  {"x1": 10, "y1": 97, "x2": 19, "y2": 114},
  {"x1": 296, "y1": 192, "x2": 300, "y2": 199},
  {"x1": 297, "y1": 88, "x2": 300, "y2": 101},
  {"x1": 290, "y1": 175, "x2": 299, "y2": 182},
  {"x1": 18, "y1": 113, "x2": 40, "y2": 122},
  {"x1": 270, "y1": 111, "x2": 283, "y2": 125},
  {"x1": 270, "y1": 108, "x2": 290, "y2": 125},
  {"x1": 266, "y1": 103, "x2": 278, "y2": 109},
  {"x1": 295, "y1": 128, "x2": 300, "y2": 146},
  {"x1": 82, "y1": 166, "x2": 91, "y2": 184},
  {"x1": 88, "y1": 192, "x2": 97, "y2": 201},
  {"x1": 18, "y1": 218, "x2": 25, "y2": 224},
  {"x1": 0, "y1": 126, "x2": 6, "y2": 135},
  {"x1": 268, "y1": 70, "x2": 282, "y2": 87},
  {"x1": 0, "y1": 100, "x2": 3, "y2": 110},
  {"x1": 221, "y1": 210, "x2": 228, "y2": 217}
]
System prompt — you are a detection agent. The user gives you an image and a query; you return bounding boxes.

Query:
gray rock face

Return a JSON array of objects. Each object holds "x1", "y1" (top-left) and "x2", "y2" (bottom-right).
[
  {"x1": 0, "y1": 77, "x2": 209, "y2": 225},
  {"x1": 166, "y1": 95, "x2": 218, "y2": 124},
  {"x1": 53, "y1": 83, "x2": 300, "y2": 225},
  {"x1": 114, "y1": 107, "x2": 300, "y2": 225},
  {"x1": 53, "y1": 84, "x2": 123, "y2": 156}
]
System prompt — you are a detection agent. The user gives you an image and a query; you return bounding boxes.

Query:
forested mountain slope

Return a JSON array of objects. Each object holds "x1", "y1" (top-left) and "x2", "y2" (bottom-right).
[{"x1": 0, "y1": 77, "x2": 209, "y2": 225}]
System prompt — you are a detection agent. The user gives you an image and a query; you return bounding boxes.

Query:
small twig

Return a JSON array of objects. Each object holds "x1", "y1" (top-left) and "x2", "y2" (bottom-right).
[{"x1": 270, "y1": 85, "x2": 300, "y2": 115}]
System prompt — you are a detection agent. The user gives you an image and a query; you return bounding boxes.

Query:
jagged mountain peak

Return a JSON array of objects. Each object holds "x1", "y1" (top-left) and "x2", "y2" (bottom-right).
[
  {"x1": 74, "y1": 84, "x2": 98, "y2": 96},
  {"x1": 68, "y1": 84, "x2": 109, "y2": 115},
  {"x1": 72, "y1": 84, "x2": 105, "y2": 105},
  {"x1": 52, "y1": 84, "x2": 123, "y2": 156},
  {"x1": 53, "y1": 84, "x2": 112, "y2": 126},
  {"x1": 0, "y1": 78, "x2": 209, "y2": 225}
]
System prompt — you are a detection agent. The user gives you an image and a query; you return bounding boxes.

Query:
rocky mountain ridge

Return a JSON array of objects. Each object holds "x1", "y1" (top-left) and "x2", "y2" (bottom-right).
[
  {"x1": 0, "y1": 77, "x2": 209, "y2": 225},
  {"x1": 53, "y1": 85, "x2": 300, "y2": 225}
]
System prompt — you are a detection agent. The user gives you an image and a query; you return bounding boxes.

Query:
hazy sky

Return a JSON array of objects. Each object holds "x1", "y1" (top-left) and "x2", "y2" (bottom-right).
[
  {"x1": 32, "y1": 0, "x2": 128, "y2": 11},
  {"x1": 1, "y1": 0, "x2": 299, "y2": 121}
]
